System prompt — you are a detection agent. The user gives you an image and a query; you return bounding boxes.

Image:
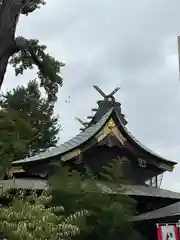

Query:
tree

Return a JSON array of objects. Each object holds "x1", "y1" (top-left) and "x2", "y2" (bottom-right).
[
  {"x1": 0, "y1": 160, "x2": 145, "y2": 239},
  {"x1": 0, "y1": 79, "x2": 60, "y2": 172},
  {"x1": 50, "y1": 164, "x2": 145, "y2": 240},
  {"x1": 0, "y1": 0, "x2": 64, "y2": 103},
  {"x1": 0, "y1": 187, "x2": 89, "y2": 240}
]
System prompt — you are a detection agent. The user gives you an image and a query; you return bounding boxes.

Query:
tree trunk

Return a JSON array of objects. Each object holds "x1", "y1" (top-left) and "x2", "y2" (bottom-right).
[{"x1": 0, "y1": 0, "x2": 22, "y2": 90}]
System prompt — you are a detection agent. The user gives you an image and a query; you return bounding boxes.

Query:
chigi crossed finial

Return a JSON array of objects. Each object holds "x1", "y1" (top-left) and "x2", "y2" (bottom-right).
[
  {"x1": 74, "y1": 85, "x2": 122, "y2": 131},
  {"x1": 93, "y1": 85, "x2": 120, "y2": 102}
]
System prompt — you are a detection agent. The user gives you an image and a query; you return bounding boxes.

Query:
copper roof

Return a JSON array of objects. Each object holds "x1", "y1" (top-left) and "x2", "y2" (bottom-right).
[{"x1": 12, "y1": 108, "x2": 176, "y2": 167}]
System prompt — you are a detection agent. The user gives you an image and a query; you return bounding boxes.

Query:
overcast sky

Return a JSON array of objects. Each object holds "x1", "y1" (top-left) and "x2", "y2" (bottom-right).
[{"x1": 2, "y1": 0, "x2": 180, "y2": 191}]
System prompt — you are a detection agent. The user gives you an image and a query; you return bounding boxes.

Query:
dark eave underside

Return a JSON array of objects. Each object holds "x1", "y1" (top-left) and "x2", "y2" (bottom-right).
[
  {"x1": 12, "y1": 108, "x2": 176, "y2": 166},
  {"x1": 132, "y1": 201, "x2": 180, "y2": 222}
]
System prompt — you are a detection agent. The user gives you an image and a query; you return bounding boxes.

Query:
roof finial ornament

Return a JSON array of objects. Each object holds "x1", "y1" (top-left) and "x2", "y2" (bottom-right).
[
  {"x1": 93, "y1": 85, "x2": 120, "y2": 103},
  {"x1": 73, "y1": 117, "x2": 88, "y2": 127}
]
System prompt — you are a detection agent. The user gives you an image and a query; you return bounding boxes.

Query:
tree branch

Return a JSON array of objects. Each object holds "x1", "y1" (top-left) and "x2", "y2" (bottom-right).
[
  {"x1": 21, "y1": 0, "x2": 46, "y2": 15},
  {"x1": 12, "y1": 37, "x2": 65, "y2": 103},
  {"x1": 0, "y1": 0, "x2": 46, "y2": 89}
]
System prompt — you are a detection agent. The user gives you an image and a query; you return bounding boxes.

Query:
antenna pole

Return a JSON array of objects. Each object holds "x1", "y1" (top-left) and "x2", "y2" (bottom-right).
[{"x1": 177, "y1": 36, "x2": 180, "y2": 81}]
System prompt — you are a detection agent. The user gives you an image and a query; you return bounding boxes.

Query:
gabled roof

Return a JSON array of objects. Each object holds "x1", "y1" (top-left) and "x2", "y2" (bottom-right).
[
  {"x1": 12, "y1": 109, "x2": 113, "y2": 165},
  {"x1": 131, "y1": 201, "x2": 180, "y2": 222},
  {"x1": 12, "y1": 107, "x2": 176, "y2": 167},
  {"x1": 12, "y1": 86, "x2": 177, "y2": 168}
]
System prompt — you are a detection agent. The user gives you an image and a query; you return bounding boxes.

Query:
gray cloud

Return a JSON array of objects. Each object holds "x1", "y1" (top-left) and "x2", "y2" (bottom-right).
[{"x1": 3, "y1": 0, "x2": 180, "y2": 191}]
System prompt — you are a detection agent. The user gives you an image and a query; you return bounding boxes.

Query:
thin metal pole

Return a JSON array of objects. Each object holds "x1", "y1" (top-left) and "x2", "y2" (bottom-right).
[{"x1": 177, "y1": 36, "x2": 180, "y2": 81}]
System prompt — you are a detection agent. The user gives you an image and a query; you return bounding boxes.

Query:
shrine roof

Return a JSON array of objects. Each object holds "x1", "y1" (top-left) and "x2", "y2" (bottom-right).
[
  {"x1": 131, "y1": 201, "x2": 180, "y2": 222},
  {"x1": 12, "y1": 85, "x2": 177, "y2": 167},
  {"x1": 12, "y1": 107, "x2": 176, "y2": 167},
  {"x1": 12, "y1": 109, "x2": 113, "y2": 165}
]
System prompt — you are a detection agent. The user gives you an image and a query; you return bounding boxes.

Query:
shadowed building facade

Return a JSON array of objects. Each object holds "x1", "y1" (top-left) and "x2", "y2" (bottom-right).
[{"x1": 4, "y1": 86, "x2": 180, "y2": 239}]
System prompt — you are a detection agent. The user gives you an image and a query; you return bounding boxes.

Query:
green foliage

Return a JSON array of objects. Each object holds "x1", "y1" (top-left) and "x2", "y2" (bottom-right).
[
  {"x1": 10, "y1": 39, "x2": 65, "y2": 103},
  {"x1": 50, "y1": 164, "x2": 145, "y2": 240},
  {"x1": 100, "y1": 156, "x2": 134, "y2": 184},
  {"x1": 0, "y1": 79, "x2": 60, "y2": 169},
  {"x1": 0, "y1": 161, "x2": 145, "y2": 239},
  {"x1": 0, "y1": 188, "x2": 87, "y2": 240},
  {"x1": 0, "y1": 110, "x2": 31, "y2": 172}
]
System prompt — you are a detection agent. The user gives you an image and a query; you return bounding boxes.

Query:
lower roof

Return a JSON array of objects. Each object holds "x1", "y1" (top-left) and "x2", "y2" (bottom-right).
[
  {"x1": 132, "y1": 201, "x2": 180, "y2": 222},
  {"x1": 0, "y1": 179, "x2": 179, "y2": 200},
  {"x1": 2, "y1": 179, "x2": 178, "y2": 223},
  {"x1": 121, "y1": 184, "x2": 180, "y2": 199}
]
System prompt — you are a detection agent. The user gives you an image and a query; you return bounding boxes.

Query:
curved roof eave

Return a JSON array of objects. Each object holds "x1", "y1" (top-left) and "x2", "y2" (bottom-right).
[
  {"x1": 12, "y1": 108, "x2": 114, "y2": 166},
  {"x1": 12, "y1": 107, "x2": 176, "y2": 167},
  {"x1": 111, "y1": 110, "x2": 177, "y2": 166}
]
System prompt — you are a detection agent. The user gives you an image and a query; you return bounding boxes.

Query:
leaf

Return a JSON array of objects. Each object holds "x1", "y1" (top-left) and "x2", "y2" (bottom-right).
[
  {"x1": 10, "y1": 38, "x2": 65, "y2": 104},
  {"x1": 0, "y1": 79, "x2": 60, "y2": 172}
]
